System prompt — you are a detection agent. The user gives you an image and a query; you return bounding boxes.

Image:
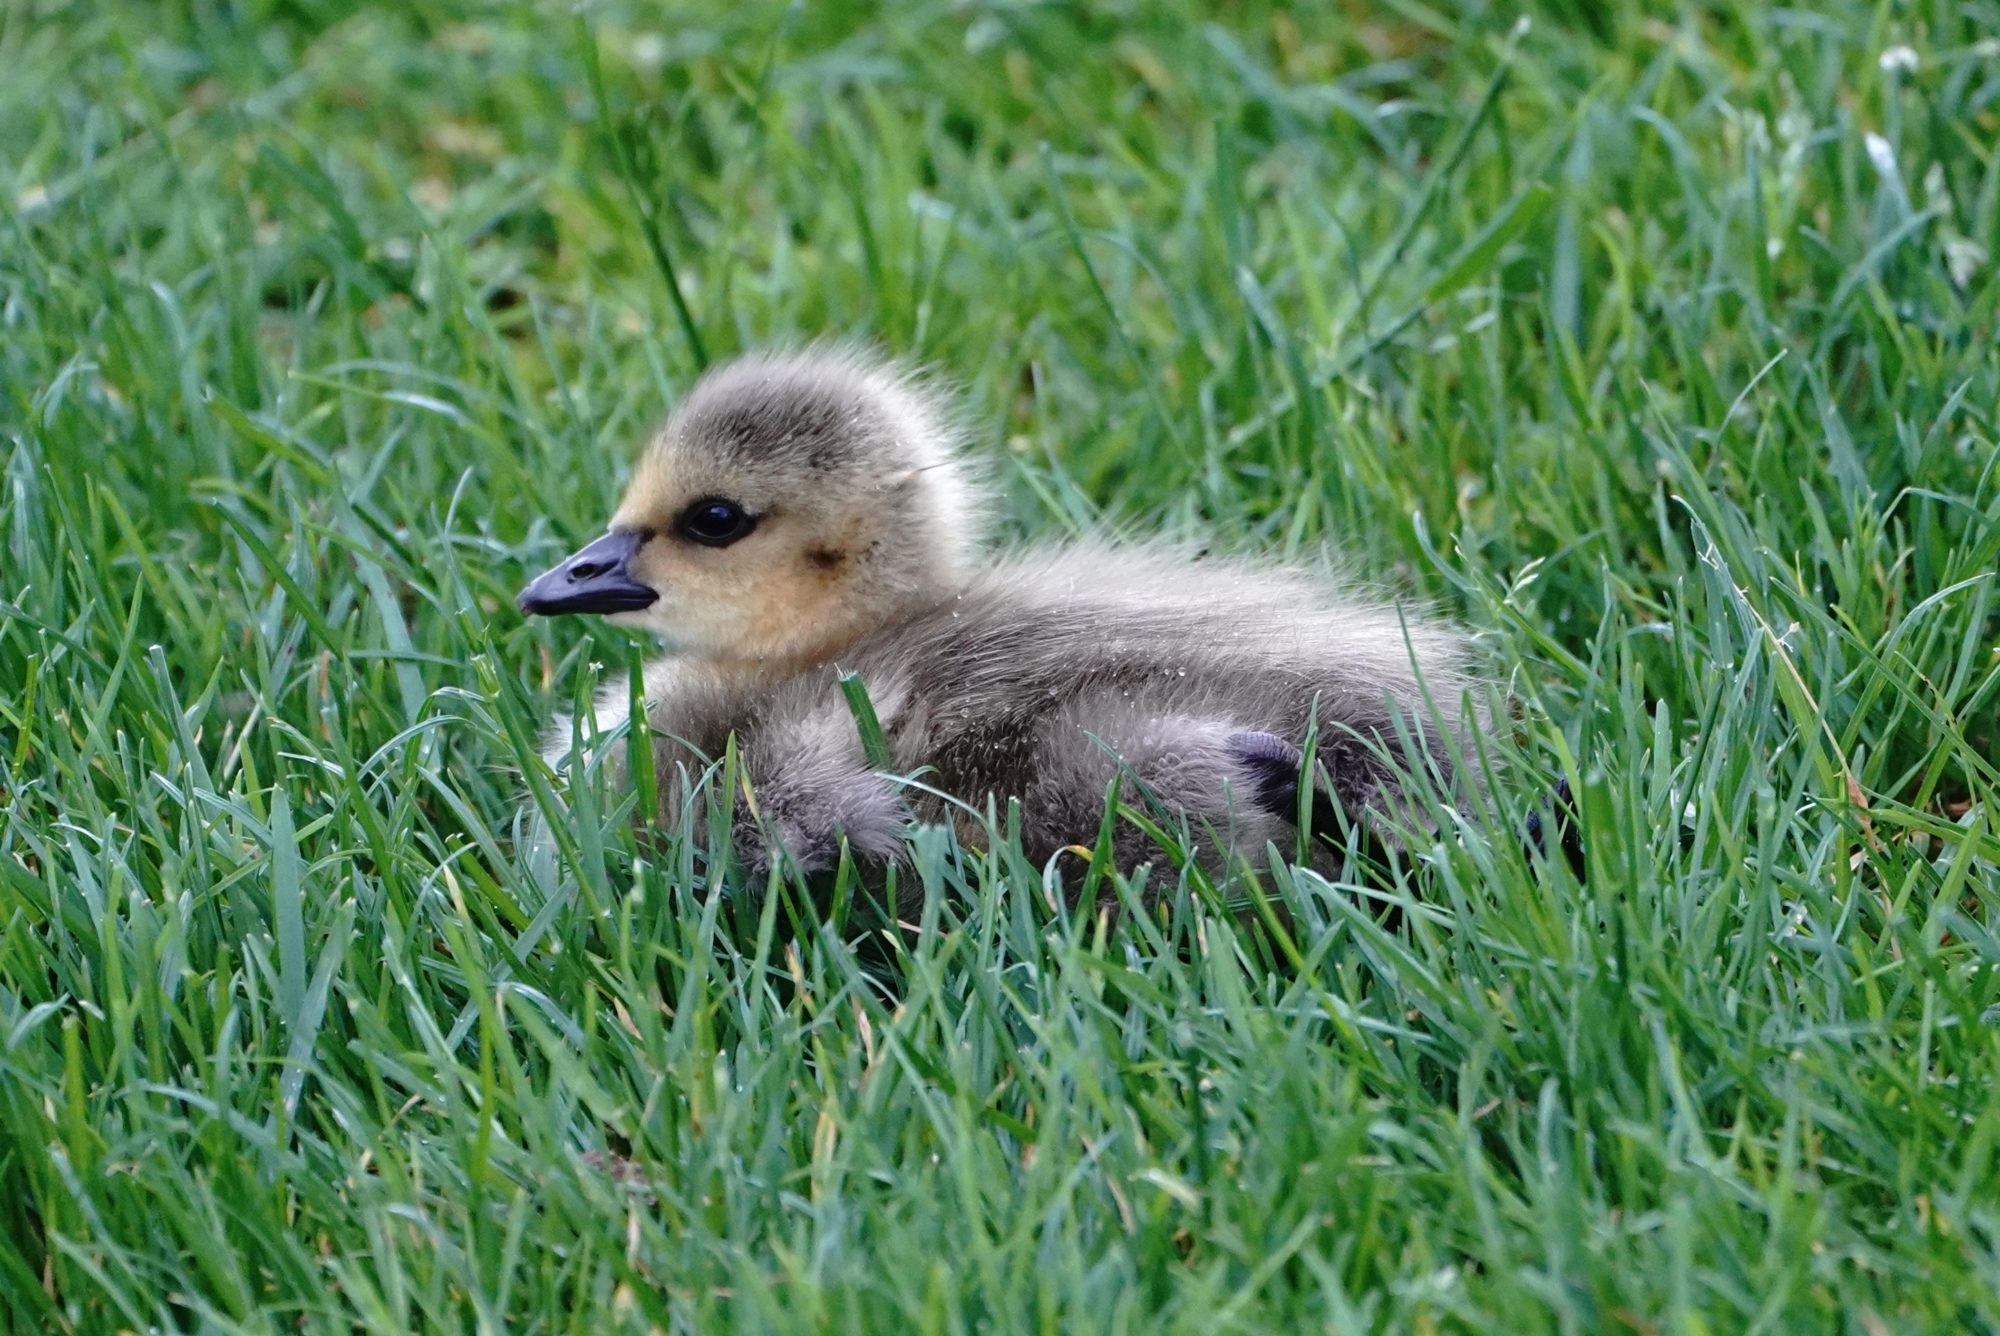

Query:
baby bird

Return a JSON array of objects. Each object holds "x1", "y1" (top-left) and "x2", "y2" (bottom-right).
[{"x1": 518, "y1": 349, "x2": 1480, "y2": 895}]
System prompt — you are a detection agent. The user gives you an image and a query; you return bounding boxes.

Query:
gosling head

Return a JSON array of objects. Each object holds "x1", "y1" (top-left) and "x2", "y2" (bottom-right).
[{"x1": 518, "y1": 350, "x2": 985, "y2": 670}]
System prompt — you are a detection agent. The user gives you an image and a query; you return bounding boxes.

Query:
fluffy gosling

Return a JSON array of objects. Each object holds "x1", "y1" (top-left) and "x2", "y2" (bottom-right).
[{"x1": 519, "y1": 349, "x2": 1482, "y2": 893}]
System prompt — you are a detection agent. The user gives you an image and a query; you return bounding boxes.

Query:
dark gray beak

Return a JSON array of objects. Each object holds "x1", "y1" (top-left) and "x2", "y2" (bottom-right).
[{"x1": 517, "y1": 529, "x2": 658, "y2": 617}]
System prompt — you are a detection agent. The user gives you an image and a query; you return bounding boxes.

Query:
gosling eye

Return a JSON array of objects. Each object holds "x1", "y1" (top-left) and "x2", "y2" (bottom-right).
[{"x1": 675, "y1": 497, "x2": 759, "y2": 548}]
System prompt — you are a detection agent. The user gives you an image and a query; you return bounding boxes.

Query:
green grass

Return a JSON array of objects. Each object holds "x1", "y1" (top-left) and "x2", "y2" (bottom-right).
[{"x1": 4, "y1": 0, "x2": 1999, "y2": 1330}]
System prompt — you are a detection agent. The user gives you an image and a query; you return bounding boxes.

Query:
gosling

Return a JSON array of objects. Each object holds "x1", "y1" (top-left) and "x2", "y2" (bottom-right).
[{"x1": 518, "y1": 349, "x2": 1481, "y2": 893}]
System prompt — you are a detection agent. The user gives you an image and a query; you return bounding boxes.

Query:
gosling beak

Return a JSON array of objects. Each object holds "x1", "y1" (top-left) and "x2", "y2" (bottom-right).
[{"x1": 517, "y1": 529, "x2": 659, "y2": 617}]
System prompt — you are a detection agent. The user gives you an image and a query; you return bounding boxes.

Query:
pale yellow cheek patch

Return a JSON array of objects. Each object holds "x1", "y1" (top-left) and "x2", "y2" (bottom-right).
[
  {"x1": 628, "y1": 542, "x2": 684, "y2": 593},
  {"x1": 739, "y1": 571, "x2": 846, "y2": 661}
]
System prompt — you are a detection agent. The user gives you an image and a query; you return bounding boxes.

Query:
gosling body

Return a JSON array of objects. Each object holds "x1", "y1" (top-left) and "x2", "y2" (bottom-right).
[{"x1": 519, "y1": 350, "x2": 1478, "y2": 890}]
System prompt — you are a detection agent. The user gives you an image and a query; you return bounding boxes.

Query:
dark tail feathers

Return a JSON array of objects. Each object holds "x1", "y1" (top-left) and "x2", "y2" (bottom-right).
[{"x1": 1227, "y1": 732, "x2": 1585, "y2": 878}]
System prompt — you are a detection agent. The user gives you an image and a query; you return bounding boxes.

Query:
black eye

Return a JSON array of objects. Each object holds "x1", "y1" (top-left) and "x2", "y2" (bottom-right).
[{"x1": 676, "y1": 498, "x2": 758, "y2": 547}]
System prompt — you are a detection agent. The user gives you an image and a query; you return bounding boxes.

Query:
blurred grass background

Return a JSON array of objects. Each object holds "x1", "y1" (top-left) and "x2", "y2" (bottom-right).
[{"x1": 2, "y1": 0, "x2": 1998, "y2": 1330}]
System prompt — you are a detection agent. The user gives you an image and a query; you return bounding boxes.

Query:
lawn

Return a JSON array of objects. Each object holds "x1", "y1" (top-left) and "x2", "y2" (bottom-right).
[{"x1": 3, "y1": 0, "x2": 1999, "y2": 1330}]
